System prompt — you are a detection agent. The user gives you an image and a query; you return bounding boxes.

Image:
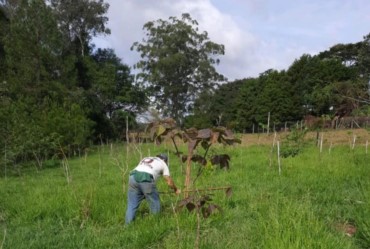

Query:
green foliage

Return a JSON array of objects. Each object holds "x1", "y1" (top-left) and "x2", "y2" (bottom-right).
[
  {"x1": 280, "y1": 128, "x2": 308, "y2": 157},
  {"x1": 50, "y1": 0, "x2": 111, "y2": 58},
  {"x1": 83, "y1": 48, "x2": 147, "y2": 141},
  {"x1": 191, "y1": 80, "x2": 245, "y2": 129},
  {"x1": 232, "y1": 70, "x2": 300, "y2": 132},
  {"x1": 132, "y1": 13, "x2": 226, "y2": 125},
  {"x1": 90, "y1": 48, "x2": 147, "y2": 114},
  {"x1": 0, "y1": 97, "x2": 93, "y2": 168},
  {"x1": 357, "y1": 33, "x2": 370, "y2": 80},
  {"x1": 194, "y1": 46, "x2": 369, "y2": 133},
  {"x1": 0, "y1": 0, "x2": 147, "y2": 169},
  {"x1": 0, "y1": 5, "x2": 9, "y2": 79},
  {"x1": 330, "y1": 79, "x2": 369, "y2": 117},
  {"x1": 318, "y1": 42, "x2": 363, "y2": 67},
  {"x1": 287, "y1": 54, "x2": 359, "y2": 116},
  {"x1": 184, "y1": 89, "x2": 215, "y2": 129},
  {"x1": 3, "y1": 0, "x2": 62, "y2": 92}
]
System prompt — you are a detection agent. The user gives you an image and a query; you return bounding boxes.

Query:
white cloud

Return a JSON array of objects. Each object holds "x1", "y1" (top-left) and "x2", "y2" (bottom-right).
[
  {"x1": 94, "y1": 0, "x2": 370, "y2": 81},
  {"x1": 94, "y1": 0, "x2": 263, "y2": 80}
]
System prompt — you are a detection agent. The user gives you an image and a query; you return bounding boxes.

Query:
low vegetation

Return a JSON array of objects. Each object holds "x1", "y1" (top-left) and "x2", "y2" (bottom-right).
[{"x1": 1, "y1": 137, "x2": 369, "y2": 248}]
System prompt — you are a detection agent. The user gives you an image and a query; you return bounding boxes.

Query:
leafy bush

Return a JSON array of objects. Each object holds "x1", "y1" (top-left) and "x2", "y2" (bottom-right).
[
  {"x1": 0, "y1": 97, "x2": 93, "y2": 171},
  {"x1": 280, "y1": 128, "x2": 308, "y2": 157}
]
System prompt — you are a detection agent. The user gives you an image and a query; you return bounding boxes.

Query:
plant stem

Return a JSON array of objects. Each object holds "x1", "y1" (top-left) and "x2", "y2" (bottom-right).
[
  {"x1": 0, "y1": 228, "x2": 6, "y2": 249},
  {"x1": 195, "y1": 208, "x2": 200, "y2": 249}
]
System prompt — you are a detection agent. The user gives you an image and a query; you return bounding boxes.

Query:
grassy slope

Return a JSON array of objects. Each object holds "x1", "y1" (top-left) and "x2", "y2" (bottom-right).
[{"x1": 0, "y1": 136, "x2": 369, "y2": 248}]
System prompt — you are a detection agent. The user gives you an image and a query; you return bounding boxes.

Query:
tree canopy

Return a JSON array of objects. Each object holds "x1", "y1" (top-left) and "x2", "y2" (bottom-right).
[
  {"x1": 131, "y1": 13, "x2": 226, "y2": 125},
  {"x1": 0, "y1": 0, "x2": 146, "y2": 169},
  {"x1": 187, "y1": 47, "x2": 369, "y2": 131},
  {"x1": 1, "y1": 3, "x2": 369, "y2": 171}
]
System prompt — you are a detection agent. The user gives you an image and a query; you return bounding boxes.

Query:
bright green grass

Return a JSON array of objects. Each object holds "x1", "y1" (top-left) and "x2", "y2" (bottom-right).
[{"x1": 0, "y1": 142, "x2": 369, "y2": 248}]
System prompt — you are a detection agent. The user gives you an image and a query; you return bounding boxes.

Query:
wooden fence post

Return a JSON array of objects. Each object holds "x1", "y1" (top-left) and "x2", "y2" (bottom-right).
[
  {"x1": 277, "y1": 140, "x2": 281, "y2": 175},
  {"x1": 320, "y1": 133, "x2": 324, "y2": 153},
  {"x1": 352, "y1": 135, "x2": 357, "y2": 150},
  {"x1": 269, "y1": 132, "x2": 277, "y2": 168},
  {"x1": 366, "y1": 140, "x2": 368, "y2": 155}
]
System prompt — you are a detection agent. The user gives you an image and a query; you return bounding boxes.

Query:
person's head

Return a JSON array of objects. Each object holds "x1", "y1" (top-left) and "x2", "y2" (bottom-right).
[{"x1": 156, "y1": 153, "x2": 168, "y2": 164}]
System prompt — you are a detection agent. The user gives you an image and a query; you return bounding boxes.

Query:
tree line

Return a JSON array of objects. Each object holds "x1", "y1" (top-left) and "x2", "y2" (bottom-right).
[
  {"x1": 0, "y1": 0, "x2": 147, "y2": 167},
  {"x1": 0, "y1": 0, "x2": 369, "y2": 169},
  {"x1": 188, "y1": 46, "x2": 370, "y2": 131}
]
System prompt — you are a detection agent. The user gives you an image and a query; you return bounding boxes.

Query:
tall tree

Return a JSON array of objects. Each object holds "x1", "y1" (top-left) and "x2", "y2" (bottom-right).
[
  {"x1": 257, "y1": 70, "x2": 297, "y2": 123},
  {"x1": 131, "y1": 13, "x2": 226, "y2": 125},
  {"x1": 235, "y1": 70, "x2": 297, "y2": 132},
  {"x1": 3, "y1": 0, "x2": 63, "y2": 98},
  {"x1": 85, "y1": 48, "x2": 148, "y2": 140},
  {"x1": 90, "y1": 48, "x2": 147, "y2": 117},
  {"x1": 49, "y1": 0, "x2": 110, "y2": 89},
  {"x1": 206, "y1": 80, "x2": 245, "y2": 128},
  {"x1": 0, "y1": 4, "x2": 8, "y2": 79},
  {"x1": 235, "y1": 78, "x2": 261, "y2": 131},
  {"x1": 287, "y1": 54, "x2": 356, "y2": 116},
  {"x1": 0, "y1": 0, "x2": 113, "y2": 166},
  {"x1": 358, "y1": 33, "x2": 370, "y2": 83},
  {"x1": 318, "y1": 42, "x2": 362, "y2": 67},
  {"x1": 184, "y1": 88, "x2": 214, "y2": 129},
  {"x1": 50, "y1": 0, "x2": 110, "y2": 58}
]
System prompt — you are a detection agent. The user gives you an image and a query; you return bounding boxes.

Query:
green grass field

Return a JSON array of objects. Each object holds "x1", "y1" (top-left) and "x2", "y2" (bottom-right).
[{"x1": 1, "y1": 141, "x2": 369, "y2": 248}]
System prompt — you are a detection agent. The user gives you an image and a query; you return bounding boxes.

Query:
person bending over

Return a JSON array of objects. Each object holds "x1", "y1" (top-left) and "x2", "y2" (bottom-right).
[{"x1": 125, "y1": 153, "x2": 181, "y2": 224}]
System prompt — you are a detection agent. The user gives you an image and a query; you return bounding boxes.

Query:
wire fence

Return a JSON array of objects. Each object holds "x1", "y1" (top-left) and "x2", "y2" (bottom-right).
[{"x1": 243, "y1": 116, "x2": 370, "y2": 134}]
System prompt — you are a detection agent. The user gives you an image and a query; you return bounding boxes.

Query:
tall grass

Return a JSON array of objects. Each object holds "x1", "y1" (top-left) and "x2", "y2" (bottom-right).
[{"x1": 0, "y1": 142, "x2": 369, "y2": 248}]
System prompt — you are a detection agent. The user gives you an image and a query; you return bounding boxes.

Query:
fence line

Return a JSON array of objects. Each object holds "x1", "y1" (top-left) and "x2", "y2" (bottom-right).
[{"x1": 243, "y1": 116, "x2": 370, "y2": 134}]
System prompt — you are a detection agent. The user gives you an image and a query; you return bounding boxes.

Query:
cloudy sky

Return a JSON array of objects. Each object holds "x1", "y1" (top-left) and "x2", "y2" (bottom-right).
[{"x1": 94, "y1": 0, "x2": 370, "y2": 81}]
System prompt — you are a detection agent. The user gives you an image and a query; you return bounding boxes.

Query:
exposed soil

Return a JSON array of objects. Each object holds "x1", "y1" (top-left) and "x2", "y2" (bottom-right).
[
  {"x1": 240, "y1": 129, "x2": 370, "y2": 147},
  {"x1": 334, "y1": 222, "x2": 357, "y2": 237}
]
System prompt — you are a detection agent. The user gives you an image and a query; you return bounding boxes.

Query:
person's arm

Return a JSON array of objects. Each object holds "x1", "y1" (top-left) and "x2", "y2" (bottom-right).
[{"x1": 163, "y1": 175, "x2": 181, "y2": 195}]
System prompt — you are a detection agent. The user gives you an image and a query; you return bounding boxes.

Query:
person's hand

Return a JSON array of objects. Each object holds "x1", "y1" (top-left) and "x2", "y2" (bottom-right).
[{"x1": 175, "y1": 188, "x2": 181, "y2": 195}]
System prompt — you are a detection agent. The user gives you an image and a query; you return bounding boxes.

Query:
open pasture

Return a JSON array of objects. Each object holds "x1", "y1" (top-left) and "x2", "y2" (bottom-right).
[{"x1": 0, "y1": 131, "x2": 369, "y2": 249}]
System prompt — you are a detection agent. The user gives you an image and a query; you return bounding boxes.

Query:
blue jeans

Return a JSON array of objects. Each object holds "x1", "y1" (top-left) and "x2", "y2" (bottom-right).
[{"x1": 125, "y1": 175, "x2": 160, "y2": 224}]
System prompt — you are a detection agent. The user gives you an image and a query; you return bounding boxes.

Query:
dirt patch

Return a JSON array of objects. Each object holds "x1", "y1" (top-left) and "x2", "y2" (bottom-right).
[{"x1": 334, "y1": 222, "x2": 357, "y2": 237}]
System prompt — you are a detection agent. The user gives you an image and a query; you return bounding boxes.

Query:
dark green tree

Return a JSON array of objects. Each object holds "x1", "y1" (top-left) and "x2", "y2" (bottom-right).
[
  {"x1": 49, "y1": 0, "x2": 110, "y2": 89},
  {"x1": 257, "y1": 70, "x2": 297, "y2": 123},
  {"x1": 0, "y1": 0, "x2": 113, "y2": 169},
  {"x1": 287, "y1": 54, "x2": 356, "y2": 116},
  {"x1": 203, "y1": 80, "x2": 245, "y2": 129},
  {"x1": 318, "y1": 42, "x2": 362, "y2": 67},
  {"x1": 235, "y1": 78, "x2": 261, "y2": 131},
  {"x1": 318, "y1": 40, "x2": 369, "y2": 113},
  {"x1": 0, "y1": 4, "x2": 8, "y2": 79},
  {"x1": 330, "y1": 79, "x2": 369, "y2": 117},
  {"x1": 358, "y1": 34, "x2": 370, "y2": 87},
  {"x1": 50, "y1": 0, "x2": 110, "y2": 58},
  {"x1": 91, "y1": 48, "x2": 147, "y2": 117},
  {"x1": 3, "y1": 0, "x2": 63, "y2": 98},
  {"x1": 184, "y1": 89, "x2": 214, "y2": 129},
  {"x1": 234, "y1": 70, "x2": 298, "y2": 132},
  {"x1": 185, "y1": 80, "x2": 244, "y2": 129},
  {"x1": 131, "y1": 13, "x2": 226, "y2": 125},
  {"x1": 84, "y1": 48, "x2": 147, "y2": 140}
]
